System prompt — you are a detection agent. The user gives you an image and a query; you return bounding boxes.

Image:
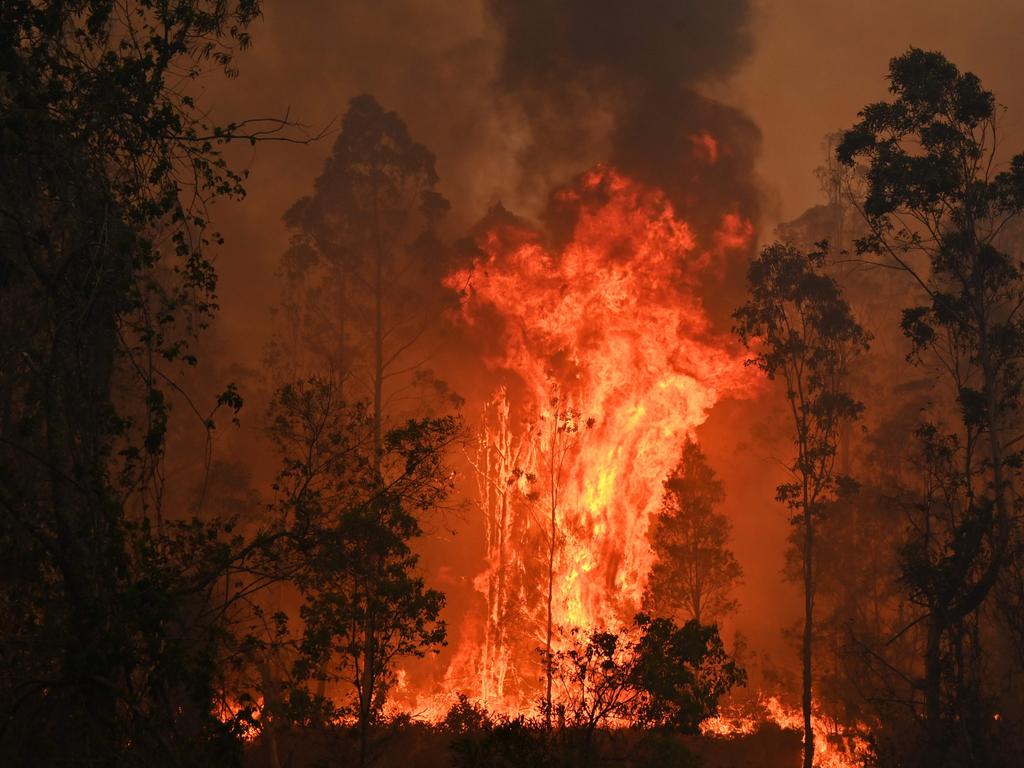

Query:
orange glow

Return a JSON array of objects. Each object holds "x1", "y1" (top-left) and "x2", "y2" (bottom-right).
[
  {"x1": 701, "y1": 696, "x2": 873, "y2": 768},
  {"x1": 433, "y1": 165, "x2": 756, "y2": 715},
  {"x1": 691, "y1": 131, "x2": 720, "y2": 164},
  {"x1": 215, "y1": 695, "x2": 262, "y2": 742}
]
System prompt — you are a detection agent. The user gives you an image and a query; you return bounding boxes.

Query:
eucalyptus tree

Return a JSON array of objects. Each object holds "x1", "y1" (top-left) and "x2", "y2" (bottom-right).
[
  {"x1": 279, "y1": 95, "x2": 451, "y2": 463},
  {"x1": 839, "y1": 47, "x2": 1024, "y2": 764},
  {"x1": 734, "y1": 243, "x2": 869, "y2": 768}
]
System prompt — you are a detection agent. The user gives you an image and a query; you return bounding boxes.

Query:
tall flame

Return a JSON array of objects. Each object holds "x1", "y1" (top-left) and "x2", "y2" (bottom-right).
[{"x1": 438, "y1": 165, "x2": 756, "y2": 714}]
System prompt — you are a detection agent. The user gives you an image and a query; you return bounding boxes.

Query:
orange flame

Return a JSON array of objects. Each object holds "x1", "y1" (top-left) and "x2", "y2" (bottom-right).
[
  {"x1": 701, "y1": 696, "x2": 873, "y2": 768},
  {"x1": 437, "y1": 165, "x2": 756, "y2": 714}
]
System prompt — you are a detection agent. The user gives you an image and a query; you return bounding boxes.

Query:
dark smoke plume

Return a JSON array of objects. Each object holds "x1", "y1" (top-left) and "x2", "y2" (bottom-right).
[{"x1": 488, "y1": 0, "x2": 762, "y2": 319}]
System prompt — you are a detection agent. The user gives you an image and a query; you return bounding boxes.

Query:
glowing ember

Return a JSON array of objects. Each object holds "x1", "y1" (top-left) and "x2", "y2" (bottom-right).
[{"x1": 437, "y1": 165, "x2": 756, "y2": 714}]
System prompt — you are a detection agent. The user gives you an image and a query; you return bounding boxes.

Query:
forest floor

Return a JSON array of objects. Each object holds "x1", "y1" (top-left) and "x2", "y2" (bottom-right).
[{"x1": 244, "y1": 722, "x2": 802, "y2": 768}]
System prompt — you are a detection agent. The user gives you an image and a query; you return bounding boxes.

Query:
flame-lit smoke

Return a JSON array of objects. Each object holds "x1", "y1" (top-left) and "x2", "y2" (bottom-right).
[
  {"x1": 431, "y1": 165, "x2": 756, "y2": 714},
  {"x1": 488, "y1": 0, "x2": 761, "y2": 321}
]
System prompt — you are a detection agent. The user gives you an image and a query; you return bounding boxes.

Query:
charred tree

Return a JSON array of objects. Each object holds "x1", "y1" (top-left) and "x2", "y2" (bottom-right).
[
  {"x1": 278, "y1": 97, "x2": 452, "y2": 763},
  {"x1": 466, "y1": 388, "x2": 537, "y2": 705},
  {"x1": 540, "y1": 396, "x2": 589, "y2": 731}
]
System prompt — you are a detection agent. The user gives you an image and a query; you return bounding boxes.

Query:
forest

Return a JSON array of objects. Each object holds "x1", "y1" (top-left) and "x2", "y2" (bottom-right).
[{"x1": 2, "y1": 2, "x2": 1024, "y2": 767}]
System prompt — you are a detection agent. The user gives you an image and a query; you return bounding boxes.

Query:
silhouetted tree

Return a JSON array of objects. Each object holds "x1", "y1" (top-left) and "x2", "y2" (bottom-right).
[
  {"x1": 278, "y1": 95, "x2": 451, "y2": 444},
  {"x1": 840, "y1": 47, "x2": 1024, "y2": 765},
  {"x1": 540, "y1": 395, "x2": 592, "y2": 731},
  {"x1": 275, "y1": 98, "x2": 456, "y2": 763},
  {"x1": 267, "y1": 376, "x2": 455, "y2": 767},
  {"x1": 547, "y1": 614, "x2": 745, "y2": 759},
  {"x1": 734, "y1": 242, "x2": 869, "y2": 768},
  {"x1": 630, "y1": 614, "x2": 747, "y2": 732},
  {"x1": 0, "y1": 3, "x2": 306, "y2": 765},
  {"x1": 643, "y1": 438, "x2": 742, "y2": 626}
]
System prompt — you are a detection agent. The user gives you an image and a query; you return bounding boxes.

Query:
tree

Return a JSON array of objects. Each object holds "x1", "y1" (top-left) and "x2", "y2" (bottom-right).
[
  {"x1": 547, "y1": 614, "x2": 745, "y2": 759},
  {"x1": 733, "y1": 242, "x2": 869, "y2": 768},
  {"x1": 548, "y1": 626, "x2": 643, "y2": 758},
  {"x1": 539, "y1": 395, "x2": 592, "y2": 731},
  {"x1": 643, "y1": 438, "x2": 742, "y2": 626},
  {"x1": 630, "y1": 614, "x2": 747, "y2": 732},
  {"x1": 277, "y1": 95, "x2": 451, "y2": 449},
  {"x1": 838, "y1": 47, "x2": 1024, "y2": 764},
  {"x1": 466, "y1": 387, "x2": 539, "y2": 707},
  {"x1": 0, "y1": 3, "x2": 303, "y2": 765},
  {"x1": 266, "y1": 376, "x2": 455, "y2": 767}
]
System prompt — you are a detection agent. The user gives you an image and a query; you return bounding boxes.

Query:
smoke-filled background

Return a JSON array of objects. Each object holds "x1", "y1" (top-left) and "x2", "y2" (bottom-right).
[{"x1": 193, "y1": 0, "x2": 1024, "y2": 691}]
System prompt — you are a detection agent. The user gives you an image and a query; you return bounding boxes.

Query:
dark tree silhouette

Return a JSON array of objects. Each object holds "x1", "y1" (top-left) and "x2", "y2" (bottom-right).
[
  {"x1": 274, "y1": 97, "x2": 455, "y2": 765},
  {"x1": 734, "y1": 242, "x2": 869, "y2": 768},
  {"x1": 547, "y1": 614, "x2": 744, "y2": 760},
  {"x1": 267, "y1": 376, "x2": 455, "y2": 767},
  {"x1": 643, "y1": 438, "x2": 742, "y2": 626},
  {"x1": 277, "y1": 95, "x2": 451, "y2": 447},
  {"x1": 0, "y1": 3, "x2": 307, "y2": 765},
  {"x1": 839, "y1": 47, "x2": 1024, "y2": 764}
]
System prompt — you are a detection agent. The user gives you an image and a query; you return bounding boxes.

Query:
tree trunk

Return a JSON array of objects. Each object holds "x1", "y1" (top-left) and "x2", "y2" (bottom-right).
[
  {"x1": 373, "y1": 227, "x2": 384, "y2": 475},
  {"x1": 545, "y1": 492, "x2": 555, "y2": 731},
  {"x1": 802, "y1": 499, "x2": 815, "y2": 768},
  {"x1": 259, "y1": 661, "x2": 282, "y2": 768},
  {"x1": 359, "y1": 640, "x2": 374, "y2": 768},
  {"x1": 924, "y1": 614, "x2": 944, "y2": 763}
]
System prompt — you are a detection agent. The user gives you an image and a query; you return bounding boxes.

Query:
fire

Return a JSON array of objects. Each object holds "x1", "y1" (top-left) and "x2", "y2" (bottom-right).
[
  {"x1": 701, "y1": 696, "x2": 873, "y2": 768},
  {"x1": 439, "y1": 165, "x2": 756, "y2": 714},
  {"x1": 215, "y1": 695, "x2": 263, "y2": 742}
]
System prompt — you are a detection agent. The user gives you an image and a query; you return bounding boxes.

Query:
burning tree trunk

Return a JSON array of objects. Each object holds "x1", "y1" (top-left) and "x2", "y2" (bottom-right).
[
  {"x1": 801, "y1": 474, "x2": 815, "y2": 768},
  {"x1": 542, "y1": 396, "x2": 588, "y2": 730},
  {"x1": 466, "y1": 389, "x2": 536, "y2": 706}
]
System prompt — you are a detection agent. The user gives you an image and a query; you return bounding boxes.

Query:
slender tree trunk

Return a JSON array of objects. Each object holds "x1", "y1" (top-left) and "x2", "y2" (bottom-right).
[
  {"x1": 358, "y1": 621, "x2": 375, "y2": 768},
  {"x1": 258, "y1": 661, "x2": 282, "y2": 768},
  {"x1": 544, "y1": 411, "x2": 563, "y2": 731},
  {"x1": 802, "y1": 487, "x2": 815, "y2": 768},
  {"x1": 545, "y1": 490, "x2": 556, "y2": 731},
  {"x1": 372, "y1": 186, "x2": 385, "y2": 473},
  {"x1": 496, "y1": 486, "x2": 509, "y2": 660},
  {"x1": 924, "y1": 614, "x2": 944, "y2": 763}
]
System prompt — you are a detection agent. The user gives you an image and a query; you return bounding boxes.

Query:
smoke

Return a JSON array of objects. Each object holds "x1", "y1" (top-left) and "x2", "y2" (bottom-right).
[{"x1": 487, "y1": 0, "x2": 762, "y2": 319}]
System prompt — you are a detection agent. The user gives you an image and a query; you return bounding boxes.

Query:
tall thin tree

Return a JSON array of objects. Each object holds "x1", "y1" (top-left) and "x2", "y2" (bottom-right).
[
  {"x1": 734, "y1": 243, "x2": 869, "y2": 768},
  {"x1": 280, "y1": 94, "x2": 450, "y2": 458}
]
